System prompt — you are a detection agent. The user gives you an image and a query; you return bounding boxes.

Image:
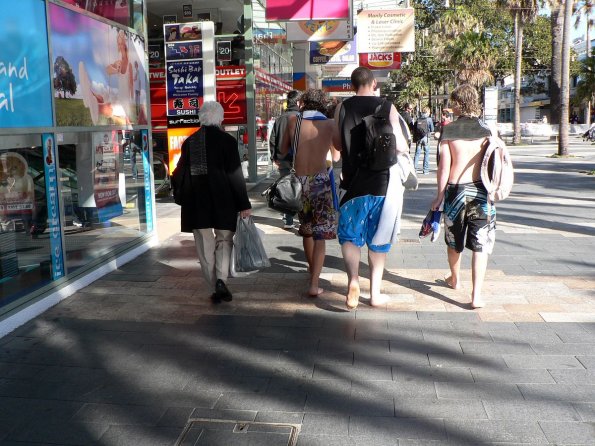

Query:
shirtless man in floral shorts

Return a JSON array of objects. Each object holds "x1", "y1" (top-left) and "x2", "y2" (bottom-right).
[{"x1": 280, "y1": 89, "x2": 340, "y2": 297}]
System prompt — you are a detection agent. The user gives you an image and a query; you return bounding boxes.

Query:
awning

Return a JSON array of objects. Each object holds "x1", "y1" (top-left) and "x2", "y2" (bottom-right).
[{"x1": 255, "y1": 68, "x2": 292, "y2": 93}]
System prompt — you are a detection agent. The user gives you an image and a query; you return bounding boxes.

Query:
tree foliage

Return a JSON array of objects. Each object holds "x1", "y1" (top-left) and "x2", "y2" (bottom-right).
[{"x1": 53, "y1": 56, "x2": 77, "y2": 99}]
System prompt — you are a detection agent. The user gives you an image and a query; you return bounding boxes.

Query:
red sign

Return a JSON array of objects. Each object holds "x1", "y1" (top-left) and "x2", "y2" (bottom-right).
[
  {"x1": 150, "y1": 68, "x2": 167, "y2": 130},
  {"x1": 265, "y1": 0, "x2": 350, "y2": 21},
  {"x1": 216, "y1": 66, "x2": 247, "y2": 125},
  {"x1": 217, "y1": 80, "x2": 247, "y2": 125},
  {"x1": 216, "y1": 65, "x2": 247, "y2": 80},
  {"x1": 358, "y1": 52, "x2": 402, "y2": 70}
]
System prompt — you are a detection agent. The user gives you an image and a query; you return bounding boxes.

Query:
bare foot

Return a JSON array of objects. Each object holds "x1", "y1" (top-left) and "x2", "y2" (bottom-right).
[
  {"x1": 444, "y1": 275, "x2": 462, "y2": 290},
  {"x1": 471, "y1": 297, "x2": 485, "y2": 309},
  {"x1": 308, "y1": 287, "x2": 323, "y2": 298},
  {"x1": 346, "y1": 284, "x2": 360, "y2": 309},
  {"x1": 370, "y1": 294, "x2": 389, "y2": 307}
]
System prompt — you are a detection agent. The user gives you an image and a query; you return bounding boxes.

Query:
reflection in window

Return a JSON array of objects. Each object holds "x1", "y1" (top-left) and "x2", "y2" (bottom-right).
[
  {"x1": 0, "y1": 136, "x2": 53, "y2": 306},
  {"x1": 59, "y1": 131, "x2": 149, "y2": 274}
]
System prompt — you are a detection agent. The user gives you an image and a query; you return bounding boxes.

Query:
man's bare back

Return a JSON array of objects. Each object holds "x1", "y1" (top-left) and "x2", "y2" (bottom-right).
[
  {"x1": 283, "y1": 116, "x2": 337, "y2": 176},
  {"x1": 440, "y1": 137, "x2": 487, "y2": 184}
]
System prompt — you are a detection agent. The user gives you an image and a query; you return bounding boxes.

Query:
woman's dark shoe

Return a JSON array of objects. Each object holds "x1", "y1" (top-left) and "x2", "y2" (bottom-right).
[
  {"x1": 215, "y1": 279, "x2": 233, "y2": 302},
  {"x1": 210, "y1": 293, "x2": 221, "y2": 304}
]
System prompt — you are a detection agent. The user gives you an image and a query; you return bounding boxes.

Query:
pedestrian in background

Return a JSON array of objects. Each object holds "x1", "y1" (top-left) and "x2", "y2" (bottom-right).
[
  {"x1": 413, "y1": 106, "x2": 434, "y2": 175},
  {"x1": 269, "y1": 90, "x2": 302, "y2": 229},
  {"x1": 177, "y1": 101, "x2": 252, "y2": 303}
]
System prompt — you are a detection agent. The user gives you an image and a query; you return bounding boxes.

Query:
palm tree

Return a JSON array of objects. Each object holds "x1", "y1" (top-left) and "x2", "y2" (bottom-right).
[
  {"x1": 559, "y1": 0, "x2": 576, "y2": 155},
  {"x1": 498, "y1": 0, "x2": 539, "y2": 144},
  {"x1": 549, "y1": 0, "x2": 564, "y2": 126},
  {"x1": 574, "y1": 55, "x2": 595, "y2": 109},
  {"x1": 446, "y1": 31, "x2": 497, "y2": 86},
  {"x1": 574, "y1": 1, "x2": 594, "y2": 123}
]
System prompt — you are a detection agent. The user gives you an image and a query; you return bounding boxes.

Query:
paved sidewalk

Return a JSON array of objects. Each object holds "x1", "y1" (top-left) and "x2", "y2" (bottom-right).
[{"x1": 0, "y1": 140, "x2": 594, "y2": 445}]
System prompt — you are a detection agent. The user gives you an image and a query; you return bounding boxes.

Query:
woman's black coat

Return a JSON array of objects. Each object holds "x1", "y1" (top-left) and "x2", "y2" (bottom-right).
[{"x1": 177, "y1": 126, "x2": 251, "y2": 232}]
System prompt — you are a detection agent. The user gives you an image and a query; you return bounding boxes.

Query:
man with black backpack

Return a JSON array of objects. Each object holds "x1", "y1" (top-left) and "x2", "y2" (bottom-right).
[
  {"x1": 332, "y1": 67, "x2": 410, "y2": 309},
  {"x1": 413, "y1": 106, "x2": 434, "y2": 175}
]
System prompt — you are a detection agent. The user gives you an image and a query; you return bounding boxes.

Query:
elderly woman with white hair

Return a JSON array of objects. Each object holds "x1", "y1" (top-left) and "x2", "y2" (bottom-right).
[{"x1": 177, "y1": 101, "x2": 252, "y2": 303}]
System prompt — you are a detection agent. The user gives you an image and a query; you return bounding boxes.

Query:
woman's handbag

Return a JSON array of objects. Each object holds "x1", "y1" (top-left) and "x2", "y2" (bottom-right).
[
  {"x1": 170, "y1": 143, "x2": 192, "y2": 206},
  {"x1": 262, "y1": 114, "x2": 303, "y2": 215}
]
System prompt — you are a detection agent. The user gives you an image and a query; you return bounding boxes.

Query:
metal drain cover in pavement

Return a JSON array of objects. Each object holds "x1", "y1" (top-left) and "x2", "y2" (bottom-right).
[{"x1": 175, "y1": 418, "x2": 301, "y2": 446}]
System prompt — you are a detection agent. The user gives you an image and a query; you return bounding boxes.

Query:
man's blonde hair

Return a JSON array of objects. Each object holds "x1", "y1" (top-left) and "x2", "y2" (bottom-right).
[{"x1": 450, "y1": 84, "x2": 482, "y2": 117}]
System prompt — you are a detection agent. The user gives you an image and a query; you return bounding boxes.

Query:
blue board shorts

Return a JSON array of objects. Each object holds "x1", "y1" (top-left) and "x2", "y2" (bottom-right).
[{"x1": 338, "y1": 195, "x2": 391, "y2": 253}]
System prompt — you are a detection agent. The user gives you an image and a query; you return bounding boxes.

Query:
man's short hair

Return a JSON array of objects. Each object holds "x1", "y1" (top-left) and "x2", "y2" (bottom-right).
[
  {"x1": 450, "y1": 84, "x2": 482, "y2": 117},
  {"x1": 300, "y1": 88, "x2": 328, "y2": 114},
  {"x1": 403, "y1": 103, "x2": 412, "y2": 111},
  {"x1": 286, "y1": 90, "x2": 301, "y2": 108},
  {"x1": 351, "y1": 67, "x2": 375, "y2": 91}
]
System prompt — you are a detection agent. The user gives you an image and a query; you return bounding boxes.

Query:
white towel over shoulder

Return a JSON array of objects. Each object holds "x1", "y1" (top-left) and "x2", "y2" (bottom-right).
[{"x1": 371, "y1": 153, "x2": 414, "y2": 246}]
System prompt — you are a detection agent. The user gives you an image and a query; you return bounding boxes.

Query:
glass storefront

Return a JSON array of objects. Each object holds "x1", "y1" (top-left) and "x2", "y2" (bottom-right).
[
  {"x1": 58, "y1": 131, "x2": 150, "y2": 274},
  {"x1": 0, "y1": 0, "x2": 152, "y2": 320},
  {"x1": 0, "y1": 130, "x2": 151, "y2": 310},
  {"x1": 0, "y1": 134, "x2": 54, "y2": 305}
]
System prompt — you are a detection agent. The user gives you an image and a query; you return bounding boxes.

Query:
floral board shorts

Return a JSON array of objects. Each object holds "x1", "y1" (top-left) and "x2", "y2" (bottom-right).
[
  {"x1": 297, "y1": 171, "x2": 337, "y2": 240},
  {"x1": 443, "y1": 181, "x2": 496, "y2": 254}
]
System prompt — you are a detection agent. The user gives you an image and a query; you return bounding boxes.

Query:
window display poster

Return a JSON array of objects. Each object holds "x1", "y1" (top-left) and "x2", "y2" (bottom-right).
[
  {"x1": 93, "y1": 132, "x2": 123, "y2": 222},
  {"x1": 0, "y1": 152, "x2": 35, "y2": 219},
  {"x1": 266, "y1": 0, "x2": 350, "y2": 21},
  {"x1": 61, "y1": 0, "x2": 130, "y2": 27},
  {"x1": 42, "y1": 133, "x2": 65, "y2": 280},
  {"x1": 166, "y1": 60, "x2": 204, "y2": 116},
  {"x1": 167, "y1": 127, "x2": 196, "y2": 175},
  {"x1": 49, "y1": 3, "x2": 148, "y2": 127},
  {"x1": 0, "y1": 0, "x2": 53, "y2": 128},
  {"x1": 140, "y1": 130, "x2": 154, "y2": 232}
]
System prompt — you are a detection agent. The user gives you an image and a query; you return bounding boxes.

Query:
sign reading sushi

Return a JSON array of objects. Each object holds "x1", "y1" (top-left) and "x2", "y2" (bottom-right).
[{"x1": 164, "y1": 21, "x2": 215, "y2": 117}]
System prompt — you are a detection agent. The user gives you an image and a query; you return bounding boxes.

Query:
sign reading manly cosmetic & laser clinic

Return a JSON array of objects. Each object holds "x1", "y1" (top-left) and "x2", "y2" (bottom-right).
[
  {"x1": 356, "y1": 9, "x2": 415, "y2": 53},
  {"x1": 0, "y1": 0, "x2": 53, "y2": 128},
  {"x1": 286, "y1": 19, "x2": 353, "y2": 42},
  {"x1": 164, "y1": 21, "x2": 215, "y2": 117},
  {"x1": 42, "y1": 133, "x2": 65, "y2": 280},
  {"x1": 266, "y1": 0, "x2": 350, "y2": 21}
]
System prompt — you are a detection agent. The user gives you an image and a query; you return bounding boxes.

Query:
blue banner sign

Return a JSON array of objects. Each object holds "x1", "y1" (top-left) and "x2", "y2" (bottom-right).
[
  {"x1": 1, "y1": 0, "x2": 53, "y2": 128},
  {"x1": 141, "y1": 130, "x2": 154, "y2": 232},
  {"x1": 42, "y1": 133, "x2": 65, "y2": 280}
]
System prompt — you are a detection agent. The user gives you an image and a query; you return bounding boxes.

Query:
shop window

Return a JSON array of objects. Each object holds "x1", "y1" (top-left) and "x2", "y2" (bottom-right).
[
  {"x1": 0, "y1": 135, "x2": 53, "y2": 307},
  {"x1": 58, "y1": 131, "x2": 150, "y2": 275}
]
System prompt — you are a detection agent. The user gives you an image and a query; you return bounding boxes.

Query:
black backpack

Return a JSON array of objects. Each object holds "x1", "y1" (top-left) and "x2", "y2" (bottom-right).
[
  {"x1": 414, "y1": 118, "x2": 430, "y2": 141},
  {"x1": 361, "y1": 100, "x2": 398, "y2": 171}
]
